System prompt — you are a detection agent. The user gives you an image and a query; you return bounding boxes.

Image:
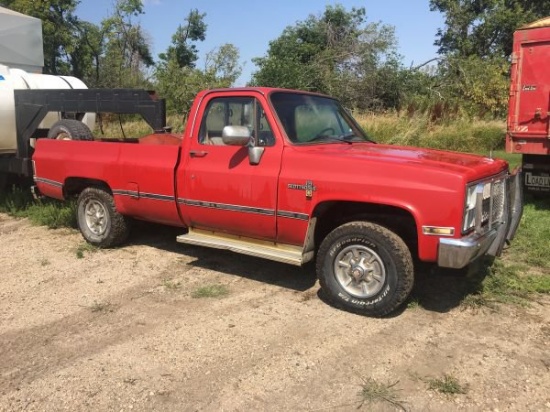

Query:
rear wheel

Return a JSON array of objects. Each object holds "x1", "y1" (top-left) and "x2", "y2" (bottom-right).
[
  {"x1": 47, "y1": 119, "x2": 94, "y2": 141},
  {"x1": 77, "y1": 187, "x2": 130, "y2": 247},
  {"x1": 316, "y1": 221, "x2": 414, "y2": 317}
]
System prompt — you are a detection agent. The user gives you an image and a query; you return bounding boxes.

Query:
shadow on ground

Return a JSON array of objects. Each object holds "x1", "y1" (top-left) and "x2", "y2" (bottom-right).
[
  {"x1": 127, "y1": 220, "x2": 493, "y2": 313},
  {"x1": 408, "y1": 260, "x2": 491, "y2": 313},
  {"x1": 128, "y1": 220, "x2": 316, "y2": 292}
]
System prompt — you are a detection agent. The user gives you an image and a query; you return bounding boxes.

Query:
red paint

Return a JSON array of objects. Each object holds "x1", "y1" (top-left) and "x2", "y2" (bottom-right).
[
  {"x1": 33, "y1": 87, "x2": 509, "y2": 263},
  {"x1": 507, "y1": 21, "x2": 550, "y2": 155}
]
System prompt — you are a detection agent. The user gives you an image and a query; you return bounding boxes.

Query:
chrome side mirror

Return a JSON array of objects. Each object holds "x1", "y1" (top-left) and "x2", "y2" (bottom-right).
[
  {"x1": 222, "y1": 125, "x2": 251, "y2": 146},
  {"x1": 248, "y1": 146, "x2": 265, "y2": 165}
]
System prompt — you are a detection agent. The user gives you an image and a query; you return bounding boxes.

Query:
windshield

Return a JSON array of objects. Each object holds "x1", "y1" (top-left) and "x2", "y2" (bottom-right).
[{"x1": 269, "y1": 92, "x2": 372, "y2": 145}]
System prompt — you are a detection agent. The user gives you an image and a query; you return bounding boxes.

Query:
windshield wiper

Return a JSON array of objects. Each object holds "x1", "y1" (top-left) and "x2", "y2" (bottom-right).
[
  {"x1": 308, "y1": 135, "x2": 353, "y2": 144},
  {"x1": 338, "y1": 132, "x2": 377, "y2": 144}
]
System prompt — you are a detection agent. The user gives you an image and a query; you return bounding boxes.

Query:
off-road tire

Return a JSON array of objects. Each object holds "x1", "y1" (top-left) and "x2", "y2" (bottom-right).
[
  {"x1": 77, "y1": 187, "x2": 130, "y2": 248},
  {"x1": 47, "y1": 119, "x2": 94, "y2": 141},
  {"x1": 316, "y1": 221, "x2": 414, "y2": 317}
]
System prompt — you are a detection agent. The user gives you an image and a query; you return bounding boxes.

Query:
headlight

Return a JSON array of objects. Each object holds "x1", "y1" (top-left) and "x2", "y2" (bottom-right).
[
  {"x1": 463, "y1": 184, "x2": 477, "y2": 232},
  {"x1": 462, "y1": 182, "x2": 491, "y2": 233}
]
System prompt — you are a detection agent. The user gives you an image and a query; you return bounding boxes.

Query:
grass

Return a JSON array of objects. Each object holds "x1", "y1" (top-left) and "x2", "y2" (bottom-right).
[
  {"x1": 90, "y1": 301, "x2": 114, "y2": 313},
  {"x1": 490, "y1": 150, "x2": 522, "y2": 169},
  {"x1": 191, "y1": 284, "x2": 229, "y2": 299},
  {"x1": 0, "y1": 187, "x2": 77, "y2": 229},
  {"x1": 462, "y1": 194, "x2": 550, "y2": 309},
  {"x1": 357, "y1": 112, "x2": 506, "y2": 154},
  {"x1": 162, "y1": 278, "x2": 182, "y2": 291},
  {"x1": 463, "y1": 262, "x2": 550, "y2": 309},
  {"x1": 507, "y1": 198, "x2": 550, "y2": 269},
  {"x1": 407, "y1": 298, "x2": 421, "y2": 310},
  {"x1": 75, "y1": 242, "x2": 99, "y2": 259},
  {"x1": 92, "y1": 114, "x2": 186, "y2": 139},
  {"x1": 357, "y1": 378, "x2": 407, "y2": 410},
  {"x1": 427, "y1": 374, "x2": 468, "y2": 395}
]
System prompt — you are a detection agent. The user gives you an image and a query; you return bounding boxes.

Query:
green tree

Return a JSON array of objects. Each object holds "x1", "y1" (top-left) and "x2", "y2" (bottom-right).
[
  {"x1": 158, "y1": 9, "x2": 207, "y2": 68},
  {"x1": 155, "y1": 9, "x2": 241, "y2": 114},
  {"x1": 156, "y1": 43, "x2": 241, "y2": 115},
  {"x1": 99, "y1": 0, "x2": 153, "y2": 88},
  {"x1": 72, "y1": 21, "x2": 105, "y2": 86},
  {"x1": 430, "y1": 0, "x2": 550, "y2": 58},
  {"x1": 250, "y1": 5, "x2": 401, "y2": 110},
  {"x1": 427, "y1": 0, "x2": 550, "y2": 117}
]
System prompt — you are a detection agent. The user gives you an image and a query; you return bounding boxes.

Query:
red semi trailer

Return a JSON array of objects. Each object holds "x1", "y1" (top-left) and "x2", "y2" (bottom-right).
[{"x1": 507, "y1": 17, "x2": 550, "y2": 196}]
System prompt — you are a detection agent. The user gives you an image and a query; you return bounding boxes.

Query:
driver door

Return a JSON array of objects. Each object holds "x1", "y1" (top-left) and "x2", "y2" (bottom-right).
[{"x1": 178, "y1": 94, "x2": 281, "y2": 240}]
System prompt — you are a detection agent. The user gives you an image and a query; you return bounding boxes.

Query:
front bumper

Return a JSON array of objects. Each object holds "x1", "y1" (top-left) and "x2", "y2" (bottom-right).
[{"x1": 438, "y1": 170, "x2": 523, "y2": 269}]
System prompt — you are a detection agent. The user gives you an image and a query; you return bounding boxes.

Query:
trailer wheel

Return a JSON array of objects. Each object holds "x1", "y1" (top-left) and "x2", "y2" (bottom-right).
[
  {"x1": 47, "y1": 119, "x2": 94, "y2": 141},
  {"x1": 316, "y1": 221, "x2": 414, "y2": 317},
  {"x1": 77, "y1": 187, "x2": 130, "y2": 248}
]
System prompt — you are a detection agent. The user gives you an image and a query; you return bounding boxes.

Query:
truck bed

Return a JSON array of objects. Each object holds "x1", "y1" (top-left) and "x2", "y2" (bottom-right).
[{"x1": 33, "y1": 136, "x2": 184, "y2": 226}]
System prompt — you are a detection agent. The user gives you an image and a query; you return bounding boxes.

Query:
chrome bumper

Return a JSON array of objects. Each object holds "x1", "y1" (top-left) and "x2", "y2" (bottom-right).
[{"x1": 438, "y1": 170, "x2": 523, "y2": 269}]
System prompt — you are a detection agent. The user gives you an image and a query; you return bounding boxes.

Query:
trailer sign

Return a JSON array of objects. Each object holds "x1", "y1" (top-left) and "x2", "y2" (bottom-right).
[{"x1": 525, "y1": 172, "x2": 550, "y2": 188}]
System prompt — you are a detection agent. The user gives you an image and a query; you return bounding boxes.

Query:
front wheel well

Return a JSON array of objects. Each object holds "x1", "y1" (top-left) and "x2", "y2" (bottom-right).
[{"x1": 312, "y1": 201, "x2": 418, "y2": 258}]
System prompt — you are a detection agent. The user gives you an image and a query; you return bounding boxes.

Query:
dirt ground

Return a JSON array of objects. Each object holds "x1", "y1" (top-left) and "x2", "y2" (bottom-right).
[{"x1": 0, "y1": 213, "x2": 548, "y2": 412}]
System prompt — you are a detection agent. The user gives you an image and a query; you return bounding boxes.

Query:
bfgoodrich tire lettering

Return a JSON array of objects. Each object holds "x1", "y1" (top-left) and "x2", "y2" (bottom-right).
[
  {"x1": 77, "y1": 187, "x2": 130, "y2": 248},
  {"x1": 316, "y1": 221, "x2": 414, "y2": 317}
]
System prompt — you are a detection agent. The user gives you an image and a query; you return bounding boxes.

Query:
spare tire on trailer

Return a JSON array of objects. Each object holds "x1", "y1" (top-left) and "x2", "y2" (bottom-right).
[{"x1": 47, "y1": 119, "x2": 94, "y2": 141}]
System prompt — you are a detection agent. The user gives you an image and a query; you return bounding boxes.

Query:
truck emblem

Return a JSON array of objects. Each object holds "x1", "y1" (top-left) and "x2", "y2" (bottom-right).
[{"x1": 288, "y1": 180, "x2": 316, "y2": 199}]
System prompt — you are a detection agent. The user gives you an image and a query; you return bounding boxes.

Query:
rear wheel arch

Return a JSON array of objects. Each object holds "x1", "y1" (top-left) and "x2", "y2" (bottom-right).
[{"x1": 63, "y1": 177, "x2": 112, "y2": 198}]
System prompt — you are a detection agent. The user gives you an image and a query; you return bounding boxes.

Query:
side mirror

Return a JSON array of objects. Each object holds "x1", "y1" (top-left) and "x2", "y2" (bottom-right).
[
  {"x1": 222, "y1": 125, "x2": 265, "y2": 165},
  {"x1": 248, "y1": 146, "x2": 265, "y2": 165},
  {"x1": 222, "y1": 125, "x2": 251, "y2": 146}
]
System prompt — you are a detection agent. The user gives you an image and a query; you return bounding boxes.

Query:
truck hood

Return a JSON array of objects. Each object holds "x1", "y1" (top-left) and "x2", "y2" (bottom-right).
[{"x1": 298, "y1": 142, "x2": 507, "y2": 180}]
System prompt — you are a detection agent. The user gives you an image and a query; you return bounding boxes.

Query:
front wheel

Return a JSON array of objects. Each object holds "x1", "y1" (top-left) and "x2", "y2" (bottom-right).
[
  {"x1": 316, "y1": 221, "x2": 414, "y2": 317},
  {"x1": 77, "y1": 187, "x2": 130, "y2": 247}
]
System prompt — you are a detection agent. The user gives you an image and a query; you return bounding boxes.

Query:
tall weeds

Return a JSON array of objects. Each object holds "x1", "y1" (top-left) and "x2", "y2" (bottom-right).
[
  {"x1": 93, "y1": 112, "x2": 505, "y2": 155},
  {"x1": 356, "y1": 112, "x2": 505, "y2": 154}
]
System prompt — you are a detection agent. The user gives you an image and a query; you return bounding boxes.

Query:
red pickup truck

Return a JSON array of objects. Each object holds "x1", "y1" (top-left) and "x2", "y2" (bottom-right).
[{"x1": 32, "y1": 87, "x2": 523, "y2": 316}]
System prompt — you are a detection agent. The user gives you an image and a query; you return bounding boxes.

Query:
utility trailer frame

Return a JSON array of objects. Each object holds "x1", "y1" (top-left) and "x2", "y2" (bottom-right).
[{"x1": 0, "y1": 88, "x2": 166, "y2": 177}]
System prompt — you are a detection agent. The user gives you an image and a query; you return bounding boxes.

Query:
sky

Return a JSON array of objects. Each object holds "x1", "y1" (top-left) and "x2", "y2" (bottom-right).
[{"x1": 76, "y1": 0, "x2": 445, "y2": 86}]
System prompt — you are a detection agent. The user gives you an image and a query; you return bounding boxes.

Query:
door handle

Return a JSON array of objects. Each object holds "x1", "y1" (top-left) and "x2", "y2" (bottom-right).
[{"x1": 190, "y1": 150, "x2": 208, "y2": 158}]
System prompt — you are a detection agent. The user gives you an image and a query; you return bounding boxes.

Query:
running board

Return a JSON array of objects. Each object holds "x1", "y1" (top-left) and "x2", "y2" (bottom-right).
[{"x1": 176, "y1": 228, "x2": 309, "y2": 266}]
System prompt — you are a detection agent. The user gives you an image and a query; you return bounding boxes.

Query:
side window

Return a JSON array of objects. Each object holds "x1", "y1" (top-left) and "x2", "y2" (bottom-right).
[
  {"x1": 199, "y1": 97, "x2": 275, "y2": 146},
  {"x1": 257, "y1": 105, "x2": 275, "y2": 147}
]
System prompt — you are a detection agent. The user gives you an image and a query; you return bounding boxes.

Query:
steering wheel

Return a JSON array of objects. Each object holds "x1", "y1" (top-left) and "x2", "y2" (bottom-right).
[{"x1": 311, "y1": 127, "x2": 335, "y2": 140}]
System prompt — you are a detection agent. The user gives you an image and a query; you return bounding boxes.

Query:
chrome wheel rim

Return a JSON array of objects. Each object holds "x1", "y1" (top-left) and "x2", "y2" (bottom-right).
[
  {"x1": 84, "y1": 199, "x2": 108, "y2": 236},
  {"x1": 333, "y1": 245, "x2": 386, "y2": 298},
  {"x1": 55, "y1": 130, "x2": 71, "y2": 140}
]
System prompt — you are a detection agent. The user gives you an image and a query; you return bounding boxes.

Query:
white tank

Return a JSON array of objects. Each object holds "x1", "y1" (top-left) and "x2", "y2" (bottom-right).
[{"x1": 0, "y1": 64, "x2": 96, "y2": 154}]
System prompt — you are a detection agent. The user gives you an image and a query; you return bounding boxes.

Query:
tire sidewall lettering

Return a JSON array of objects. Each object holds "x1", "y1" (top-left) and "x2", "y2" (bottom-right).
[{"x1": 329, "y1": 236, "x2": 377, "y2": 258}]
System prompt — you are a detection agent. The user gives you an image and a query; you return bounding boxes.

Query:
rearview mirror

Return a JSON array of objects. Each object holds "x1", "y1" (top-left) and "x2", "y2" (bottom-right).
[{"x1": 222, "y1": 125, "x2": 251, "y2": 146}]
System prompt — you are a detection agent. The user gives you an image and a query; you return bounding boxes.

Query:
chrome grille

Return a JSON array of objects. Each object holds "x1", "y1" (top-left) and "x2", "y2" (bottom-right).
[{"x1": 481, "y1": 178, "x2": 506, "y2": 229}]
